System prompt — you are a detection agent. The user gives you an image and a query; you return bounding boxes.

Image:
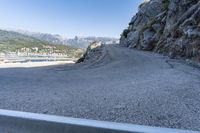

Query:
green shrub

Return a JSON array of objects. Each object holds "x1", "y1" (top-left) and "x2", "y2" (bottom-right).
[
  {"x1": 121, "y1": 29, "x2": 130, "y2": 38},
  {"x1": 162, "y1": 0, "x2": 170, "y2": 11}
]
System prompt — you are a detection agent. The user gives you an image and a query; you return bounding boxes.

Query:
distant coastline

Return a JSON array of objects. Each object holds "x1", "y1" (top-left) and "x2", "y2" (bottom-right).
[
  {"x1": 0, "y1": 54, "x2": 76, "y2": 68},
  {"x1": 0, "y1": 61, "x2": 74, "y2": 68}
]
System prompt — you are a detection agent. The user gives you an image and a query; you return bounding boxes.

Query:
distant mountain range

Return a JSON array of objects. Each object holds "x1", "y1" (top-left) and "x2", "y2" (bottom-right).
[
  {"x1": 13, "y1": 29, "x2": 119, "y2": 49},
  {"x1": 66, "y1": 36, "x2": 119, "y2": 49}
]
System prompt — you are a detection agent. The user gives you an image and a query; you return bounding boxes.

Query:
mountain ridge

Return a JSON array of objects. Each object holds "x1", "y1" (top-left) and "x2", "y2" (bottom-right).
[{"x1": 5, "y1": 29, "x2": 119, "y2": 49}]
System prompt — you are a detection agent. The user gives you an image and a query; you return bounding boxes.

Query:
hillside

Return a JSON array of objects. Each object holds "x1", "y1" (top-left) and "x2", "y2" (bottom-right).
[
  {"x1": 120, "y1": 0, "x2": 200, "y2": 64},
  {"x1": 0, "y1": 30, "x2": 84, "y2": 60}
]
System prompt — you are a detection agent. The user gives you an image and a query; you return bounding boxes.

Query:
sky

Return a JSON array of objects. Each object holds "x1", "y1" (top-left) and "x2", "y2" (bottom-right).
[{"x1": 0, "y1": 0, "x2": 143, "y2": 38}]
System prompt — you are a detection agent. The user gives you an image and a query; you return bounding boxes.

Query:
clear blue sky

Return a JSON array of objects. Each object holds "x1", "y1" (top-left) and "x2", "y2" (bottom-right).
[{"x1": 0, "y1": 0, "x2": 143, "y2": 38}]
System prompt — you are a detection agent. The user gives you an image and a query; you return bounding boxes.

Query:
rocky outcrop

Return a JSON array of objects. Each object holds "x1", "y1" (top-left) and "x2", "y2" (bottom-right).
[
  {"x1": 120, "y1": 0, "x2": 200, "y2": 62},
  {"x1": 76, "y1": 42, "x2": 104, "y2": 63}
]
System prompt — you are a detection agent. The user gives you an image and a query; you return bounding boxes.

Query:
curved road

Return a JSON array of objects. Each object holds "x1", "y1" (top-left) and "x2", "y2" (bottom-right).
[{"x1": 0, "y1": 44, "x2": 200, "y2": 131}]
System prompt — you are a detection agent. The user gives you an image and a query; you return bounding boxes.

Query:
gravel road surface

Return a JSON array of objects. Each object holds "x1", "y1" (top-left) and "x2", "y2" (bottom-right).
[{"x1": 0, "y1": 44, "x2": 200, "y2": 131}]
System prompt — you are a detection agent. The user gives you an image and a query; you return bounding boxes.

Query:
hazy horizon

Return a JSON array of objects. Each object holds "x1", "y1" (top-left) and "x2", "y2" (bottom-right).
[
  {"x1": 0, "y1": 0, "x2": 143, "y2": 38},
  {"x1": 0, "y1": 27, "x2": 119, "y2": 39}
]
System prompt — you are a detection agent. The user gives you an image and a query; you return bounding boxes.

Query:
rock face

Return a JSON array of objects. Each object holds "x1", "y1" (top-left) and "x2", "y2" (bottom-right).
[
  {"x1": 120, "y1": 0, "x2": 200, "y2": 62},
  {"x1": 76, "y1": 41, "x2": 104, "y2": 63}
]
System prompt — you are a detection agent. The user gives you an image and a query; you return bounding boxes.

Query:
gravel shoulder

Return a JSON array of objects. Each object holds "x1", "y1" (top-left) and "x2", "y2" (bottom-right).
[{"x1": 0, "y1": 44, "x2": 200, "y2": 131}]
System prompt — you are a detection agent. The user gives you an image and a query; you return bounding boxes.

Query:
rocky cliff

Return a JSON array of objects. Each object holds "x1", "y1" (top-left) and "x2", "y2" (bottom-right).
[
  {"x1": 76, "y1": 41, "x2": 104, "y2": 64},
  {"x1": 120, "y1": 0, "x2": 200, "y2": 62}
]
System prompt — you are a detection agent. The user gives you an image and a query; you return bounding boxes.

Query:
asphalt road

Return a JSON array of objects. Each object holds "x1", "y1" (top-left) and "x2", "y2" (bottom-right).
[{"x1": 0, "y1": 44, "x2": 200, "y2": 131}]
